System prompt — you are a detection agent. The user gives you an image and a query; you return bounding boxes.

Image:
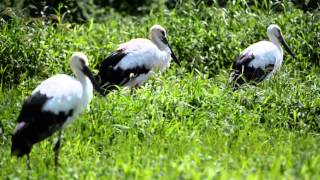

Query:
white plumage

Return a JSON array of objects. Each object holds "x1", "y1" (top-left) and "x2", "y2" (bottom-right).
[
  {"x1": 11, "y1": 52, "x2": 101, "y2": 167},
  {"x1": 229, "y1": 24, "x2": 295, "y2": 85},
  {"x1": 33, "y1": 73, "x2": 91, "y2": 127},
  {"x1": 242, "y1": 41, "x2": 281, "y2": 69},
  {"x1": 116, "y1": 39, "x2": 170, "y2": 72},
  {"x1": 97, "y1": 24, "x2": 180, "y2": 95}
]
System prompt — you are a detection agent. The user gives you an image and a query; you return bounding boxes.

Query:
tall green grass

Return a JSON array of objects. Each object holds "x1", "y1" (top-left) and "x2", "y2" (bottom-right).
[
  {"x1": 0, "y1": 1, "x2": 319, "y2": 179},
  {"x1": 0, "y1": 1, "x2": 319, "y2": 84},
  {"x1": 1, "y1": 68, "x2": 319, "y2": 179}
]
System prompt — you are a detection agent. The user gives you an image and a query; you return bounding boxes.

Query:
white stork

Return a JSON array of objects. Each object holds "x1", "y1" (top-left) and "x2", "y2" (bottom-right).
[
  {"x1": 11, "y1": 52, "x2": 102, "y2": 168},
  {"x1": 96, "y1": 24, "x2": 180, "y2": 95},
  {"x1": 229, "y1": 24, "x2": 295, "y2": 86}
]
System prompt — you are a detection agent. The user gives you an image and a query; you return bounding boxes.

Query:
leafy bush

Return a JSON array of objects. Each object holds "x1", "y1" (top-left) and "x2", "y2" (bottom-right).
[
  {"x1": 1, "y1": 0, "x2": 319, "y2": 23},
  {"x1": 0, "y1": 1, "x2": 319, "y2": 84},
  {"x1": 0, "y1": 0, "x2": 155, "y2": 22},
  {"x1": 0, "y1": 1, "x2": 320, "y2": 178}
]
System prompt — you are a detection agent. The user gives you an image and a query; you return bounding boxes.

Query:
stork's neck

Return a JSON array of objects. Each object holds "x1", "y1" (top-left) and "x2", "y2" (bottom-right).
[
  {"x1": 79, "y1": 75, "x2": 93, "y2": 109},
  {"x1": 74, "y1": 71, "x2": 93, "y2": 95},
  {"x1": 151, "y1": 36, "x2": 170, "y2": 52},
  {"x1": 268, "y1": 34, "x2": 283, "y2": 56},
  {"x1": 79, "y1": 75, "x2": 90, "y2": 87}
]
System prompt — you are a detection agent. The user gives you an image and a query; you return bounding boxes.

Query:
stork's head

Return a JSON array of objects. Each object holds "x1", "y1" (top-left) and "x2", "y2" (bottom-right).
[
  {"x1": 70, "y1": 52, "x2": 89, "y2": 74},
  {"x1": 267, "y1": 24, "x2": 295, "y2": 58},
  {"x1": 149, "y1": 25, "x2": 180, "y2": 66},
  {"x1": 149, "y1": 25, "x2": 167, "y2": 43},
  {"x1": 70, "y1": 52, "x2": 104, "y2": 95}
]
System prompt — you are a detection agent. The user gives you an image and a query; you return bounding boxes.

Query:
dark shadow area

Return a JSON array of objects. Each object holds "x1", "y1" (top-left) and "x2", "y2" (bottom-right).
[{"x1": 1, "y1": 0, "x2": 319, "y2": 23}]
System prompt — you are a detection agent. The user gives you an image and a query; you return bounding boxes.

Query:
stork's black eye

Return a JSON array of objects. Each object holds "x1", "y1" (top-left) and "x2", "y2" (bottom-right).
[
  {"x1": 277, "y1": 29, "x2": 281, "y2": 34},
  {"x1": 160, "y1": 30, "x2": 165, "y2": 37},
  {"x1": 79, "y1": 58, "x2": 86, "y2": 66}
]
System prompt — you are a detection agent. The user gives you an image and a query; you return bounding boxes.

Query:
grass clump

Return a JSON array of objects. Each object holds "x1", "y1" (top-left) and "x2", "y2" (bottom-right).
[
  {"x1": 0, "y1": 2, "x2": 319, "y2": 84},
  {"x1": 0, "y1": 1, "x2": 320, "y2": 179}
]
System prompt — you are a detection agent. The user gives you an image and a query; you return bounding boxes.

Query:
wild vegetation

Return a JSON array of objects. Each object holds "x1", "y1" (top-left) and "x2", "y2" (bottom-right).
[{"x1": 0, "y1": 1, "x2": 319, "y2": 179}]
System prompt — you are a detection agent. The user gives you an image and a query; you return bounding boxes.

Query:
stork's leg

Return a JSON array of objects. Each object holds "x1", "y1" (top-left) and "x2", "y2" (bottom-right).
[
  {"x1": 26, "y1": 154, "x2": 31, "y2": 179},
  {"x1": 89, "y1": 106, "x2": 96, "y2": 125},
  {"x1": 130, "y1": 87, "x2": 136, "y2": 95},
  {"x1": 90, "y1": 107, "x2": 94, "y2": 120},
  {"x1": 26, "y1": 154, "x2": 31, "y2": 171},
  {"x1": 53, "y1": 130, "x2": 62, "y2": 168},
  {"x1": 27, "y1": 154, "x2": 31, "y2": 180}
]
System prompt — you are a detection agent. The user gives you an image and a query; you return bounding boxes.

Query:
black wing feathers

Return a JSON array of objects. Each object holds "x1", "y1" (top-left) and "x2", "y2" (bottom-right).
[
  {"x1": 233, "y1": 53, "x2": 255, "y2": 70},
  {"x1": 11, "y1": 91, "x2": 74, "y2": 157},
  {"x1": 96, "y1": 49, "x2": 128, "y2": 90},
  {"x1": 17, "y1": 91, "x2": 51, "y2": 123},
  {"x1": 97, "y1": 49, "x2": 151, "y2": 95},
  {"x1": 230, "y1": 52, "x2": 275, "y2": 85},
  {"x1": 98, "y1": 49, "x2": 128, "y2": 70}
]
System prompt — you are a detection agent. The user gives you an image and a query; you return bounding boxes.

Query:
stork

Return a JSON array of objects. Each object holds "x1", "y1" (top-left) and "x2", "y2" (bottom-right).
[
  {"x1": 96, "y1": 24, "x2": 180, "y2": 95},
  {"x1": 11, "y1": 52, "x2": 102, "y2": 168},
  {"x1": 229, "y1": 24, "x2": 295, "y2": 86}
]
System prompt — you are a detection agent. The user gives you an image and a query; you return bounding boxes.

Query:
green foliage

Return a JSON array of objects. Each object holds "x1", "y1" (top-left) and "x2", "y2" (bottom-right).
[
  {"x1": 0, "y1": 1, "x2": 320, "y2": 179},
  {"x1": 0, "y1": 0, "x2": 158, "y2": 22},
  {"x1": 0, "y1": 1, "x2": 319, "y2": 84},
  {"x1": 0, "y1": 67, "x2": 320, "y2": 178}
]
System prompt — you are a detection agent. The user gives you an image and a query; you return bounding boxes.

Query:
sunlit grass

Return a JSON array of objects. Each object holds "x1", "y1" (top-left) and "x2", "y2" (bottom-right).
[
  {"x1": 0, "y1": 1, "x2": 320, "y2": 179},
  {"x1": 1, "y1": 65, "x2": 320, "y2": 179}
]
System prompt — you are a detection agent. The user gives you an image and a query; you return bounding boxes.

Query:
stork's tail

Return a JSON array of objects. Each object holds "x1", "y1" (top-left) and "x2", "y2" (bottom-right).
[
  {"x1": 11, "y1": 134, "x2": 32, "y2": 157},
  {"x1": 228, "y1": 71, "x2": 244, "y2": 90},
  {"x1": 229, "y1": 71, "x2": 239, "y2": 84},
  {"x1": 93, "y1": 73, "x2": 109, "y2": 96},
  {"x1": 11, "y1": 122, "x2": 32, "y2": 157},
  {"x1": 94, "y1": 73, "x2": 100, "y2": 86}
]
